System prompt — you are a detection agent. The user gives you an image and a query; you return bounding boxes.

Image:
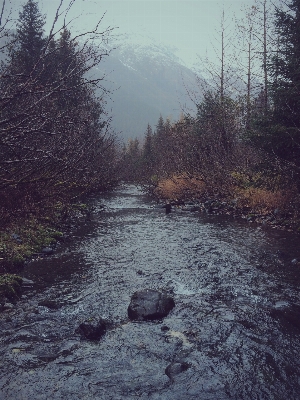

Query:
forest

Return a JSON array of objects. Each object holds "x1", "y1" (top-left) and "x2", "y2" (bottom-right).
[
  {"x1": 1, "y1": 0, "x2": 300, "y2": 275},
  {"x1": 0, "y1": 0, "x2": 120, "y2": 272},
  {"x1": 123, "y1": 0, "x2": 300, "y2": 231}
]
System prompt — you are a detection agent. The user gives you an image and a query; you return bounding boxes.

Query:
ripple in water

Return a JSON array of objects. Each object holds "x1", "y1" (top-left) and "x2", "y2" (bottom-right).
[{"x1": 0, "y1": 184, "x2": 300, "y2": 399}]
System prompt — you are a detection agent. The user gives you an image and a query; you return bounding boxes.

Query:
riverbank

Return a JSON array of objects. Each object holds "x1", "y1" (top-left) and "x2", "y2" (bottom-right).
[
  {"x1": 0, "y1": 201, "x2": 95, "y2": 306},
  {"x1": 150, "y1": 174, "x2": 300, "y2": 233}
]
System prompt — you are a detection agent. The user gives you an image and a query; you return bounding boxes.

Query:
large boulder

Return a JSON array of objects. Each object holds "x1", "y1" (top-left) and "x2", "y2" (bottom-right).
[
  {"x1": 128, "y1": 289, "x2": 175, "y2": 321},
  {"x1": 76, "y1": 318, "x2": 107, "y2": 340}
]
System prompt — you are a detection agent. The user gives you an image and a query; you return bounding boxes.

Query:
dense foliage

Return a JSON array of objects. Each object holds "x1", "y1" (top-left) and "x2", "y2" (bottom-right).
[
  {"x1": 0, "y1": 0, "x2": 119, "y2": 226},
  {"x1": 250, "y1": 0, "x2": 300, "y2": 185}
]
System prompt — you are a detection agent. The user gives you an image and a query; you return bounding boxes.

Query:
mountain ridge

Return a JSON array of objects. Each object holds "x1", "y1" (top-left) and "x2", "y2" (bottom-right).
[{"x1": 97, "y1": 36, "x2": 199, "y2": 141}]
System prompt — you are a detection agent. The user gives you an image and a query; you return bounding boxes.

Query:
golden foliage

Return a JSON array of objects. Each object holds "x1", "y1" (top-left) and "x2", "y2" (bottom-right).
[
  {"x1": 234, "y1": 187, "x2": 293, "y2": 214},
  {"x1": 154, "y1": 174, "x2": 206, "y2": 201}
]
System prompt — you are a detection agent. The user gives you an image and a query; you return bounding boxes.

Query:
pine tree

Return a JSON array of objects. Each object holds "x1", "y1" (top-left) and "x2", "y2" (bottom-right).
[
  {"x1": 49, "y1": 28, "x2": 84, "y2": 109},
  {"x1": 258, "y1": 0, "x2": 300, "y2": 169},
  {"x1": 272, "y1": 0, "x2": 300, "y2": 125},
  {"x1": 9, "y1": 0, "x2": 46, "y2": 77},
  {"x1": 142, "y1": 124, "x2": 155, "y2": 175},
  {"x1": 154, "y1": 115, "x2": 164, "y2": 139}
]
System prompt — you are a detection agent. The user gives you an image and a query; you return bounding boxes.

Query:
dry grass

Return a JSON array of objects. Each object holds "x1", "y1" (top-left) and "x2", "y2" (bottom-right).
[
  {"x1": 154, "y1": 173, "x2": 294, "y2": 215},
  {"x1": 234, "y1": 187, "x2": 294, "y2": 214},
  {"x1": 154, "y1": 174, "x2": 206, "y2": 201}
]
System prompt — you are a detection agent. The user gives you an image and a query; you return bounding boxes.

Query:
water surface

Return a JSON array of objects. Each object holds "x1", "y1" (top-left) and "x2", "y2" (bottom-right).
[{"x1": 0, "y1": 185, "x2": 300, "y2": 399}]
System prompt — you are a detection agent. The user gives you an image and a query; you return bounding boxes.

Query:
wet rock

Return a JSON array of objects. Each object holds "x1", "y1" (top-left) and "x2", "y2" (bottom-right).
[
  {"x1": 165, "y1": 204, "x2": 172, "y2": 214},
  {"x1": 128, "y1": 289, "x2": 175, "y2": 321},
  {"x1": 161, "y1": 325, "x2": 170, "y2": 332},
  {"x1": 165, "y1": 361, "x2": 190, "y2": 380},
  {"x1": 42, "y1": 247, "x2": 54, "y2": 255},
  {"x1": 76, "y1": 318, "x2": 107, "y2": 340},
  {"x1": 11, "y1": 233, "x2": 22, "y2": 244},
  {"x1": 2, "y1": 302, "x2": 15, "y2": 311},
  {"x1": 21, "y1": 278, "x2": 34, "y2": 287}
]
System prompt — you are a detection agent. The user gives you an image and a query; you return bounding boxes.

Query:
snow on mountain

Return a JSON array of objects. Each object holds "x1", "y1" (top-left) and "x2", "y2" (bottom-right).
[{"x1": 96, "y1": 34, "x2": 200, "y2": 141}]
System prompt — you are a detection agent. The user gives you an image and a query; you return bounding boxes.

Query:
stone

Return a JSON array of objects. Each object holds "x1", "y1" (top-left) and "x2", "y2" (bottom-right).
[
  {"x1": 165, "y1": 361, "x2": 190, "y2": 380},
  {"x1": 11, "y1": 233, "x2": 22, "y2": 244},
  {"x1": 128, "y1": 289, "x2": 175, "y2": 321},
  {"x1": 21, "y1": 278, "x2": 34, "y2": 287},
  {"x1": 165, "y1": 204, "x2": 172, "y2": 214},
  {"x1": 161, "y1": 325, "x2": 170, "y2": 332},
  {"x1": 76, "y1": 318, "x2": 107, "y2": 340},
  {"x1": 42, "y1": 247, "x2": 54, "y2": 255}
]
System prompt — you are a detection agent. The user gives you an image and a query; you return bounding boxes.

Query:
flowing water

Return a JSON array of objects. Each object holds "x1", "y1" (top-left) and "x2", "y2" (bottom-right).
[{"x1": 0, "y1": 185, "x2": 300, "y2": 399}]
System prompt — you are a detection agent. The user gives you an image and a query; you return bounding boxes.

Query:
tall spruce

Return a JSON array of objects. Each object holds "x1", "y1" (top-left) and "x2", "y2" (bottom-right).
[
  {"x1": 10, "y1": 0, "x2": 46, "y2": 77},
  {"x1": 266, "y1": 0, "x2": 300, "y2": 166}
]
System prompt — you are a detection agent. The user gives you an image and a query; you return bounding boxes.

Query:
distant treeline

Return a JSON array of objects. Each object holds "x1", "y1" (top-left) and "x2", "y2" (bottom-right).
[{"x1": 0, "y1": 0, "x2": 120, "y2": 226}]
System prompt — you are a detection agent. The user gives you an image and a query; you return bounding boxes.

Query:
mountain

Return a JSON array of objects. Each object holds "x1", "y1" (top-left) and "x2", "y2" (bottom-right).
[
  {"x1": 96, "y1": 35, "x2": 200, "y2": 141},
  {"x1": 0, "y1": 31, "x2": 200, "y2": 142}
]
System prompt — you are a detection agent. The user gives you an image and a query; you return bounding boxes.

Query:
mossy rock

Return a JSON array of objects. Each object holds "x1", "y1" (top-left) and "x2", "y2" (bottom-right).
[{"x1": 0, "y1": 274, "x2": 23, "y2": 304}]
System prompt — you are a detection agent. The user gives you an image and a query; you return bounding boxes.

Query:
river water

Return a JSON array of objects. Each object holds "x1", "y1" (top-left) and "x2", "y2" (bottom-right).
[{"x1": 0, "y1": 185, "x2": 300, "y2": 399}]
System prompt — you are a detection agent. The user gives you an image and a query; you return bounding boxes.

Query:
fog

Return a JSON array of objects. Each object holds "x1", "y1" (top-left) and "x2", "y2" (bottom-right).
[{"x1": 6, "y1": 0, "x2": 254, "y2": 68}]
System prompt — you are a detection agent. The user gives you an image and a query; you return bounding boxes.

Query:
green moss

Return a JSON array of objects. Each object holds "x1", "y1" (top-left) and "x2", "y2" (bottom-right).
[
  {"x1": 0, "y1": 274, "x2": 22, "y2": 303},
  {"x1": 0, "y1": 220, "x2": 65, "y2": 268}
]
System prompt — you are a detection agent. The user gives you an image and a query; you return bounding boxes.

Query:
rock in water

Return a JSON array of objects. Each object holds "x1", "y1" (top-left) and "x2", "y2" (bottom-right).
[
  {"x1": 128, "y1": 289, "x2": 175, "y2": 321},
  {"x1": 42, "y1": 247, "x2": 54, "y2": 255},
  {"x1": 165, "y1": 362, "x2": 190, "y2": 380},
  {"x1": 76, "y1": 318, "x2": 107, "y2": 340},
  {"x1": 165, "y1": 204, "x2": 172, "y2": 214}
]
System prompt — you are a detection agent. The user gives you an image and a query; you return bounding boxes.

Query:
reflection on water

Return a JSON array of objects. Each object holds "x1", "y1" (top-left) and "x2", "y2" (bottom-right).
[{"x1": 0, "y1": 184, "x2": 300, "y2": 399}]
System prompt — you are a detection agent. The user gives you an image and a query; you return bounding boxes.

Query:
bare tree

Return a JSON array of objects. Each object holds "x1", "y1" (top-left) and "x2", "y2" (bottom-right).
[{"x1": 0, "y1": 0, "x2": 119, "y2": 224}]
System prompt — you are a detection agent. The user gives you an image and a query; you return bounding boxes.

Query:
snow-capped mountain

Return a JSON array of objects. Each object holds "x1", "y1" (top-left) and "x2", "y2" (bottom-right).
[{"x1": 97, "y1": 34, "x2": 201, "y2": 141}]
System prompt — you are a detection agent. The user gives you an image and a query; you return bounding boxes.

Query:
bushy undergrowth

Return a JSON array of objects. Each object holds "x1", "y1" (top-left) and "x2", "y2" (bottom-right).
[
  {"x1": 0, "y1": 217, "x2": 63, "y2": 270},
  {"x1": 0, "y1": 274, "x2": 23, "y2": 305},
  {"x1": 153, "y1": 172, "x2": 300, "y2": 231}
]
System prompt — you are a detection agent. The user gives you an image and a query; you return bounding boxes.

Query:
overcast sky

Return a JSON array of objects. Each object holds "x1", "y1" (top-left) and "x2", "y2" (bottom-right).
[{"x1": 8, "y1": 0, "x2": 255, "y2": 68}]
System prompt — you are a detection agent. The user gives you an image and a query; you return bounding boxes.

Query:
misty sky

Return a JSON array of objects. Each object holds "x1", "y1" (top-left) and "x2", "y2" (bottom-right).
[{"x1": 8, "y1": 0, "x2": 254, "y2": 68}]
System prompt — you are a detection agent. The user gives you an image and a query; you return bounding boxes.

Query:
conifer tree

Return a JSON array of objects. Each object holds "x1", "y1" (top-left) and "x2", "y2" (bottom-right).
[
  {"x1": 142, "y1": 124, "x2": 155, "y2": 175},
  {"x1": 10, "y1": 0, "x2": 46, "y2": 77},
  {"x1": 254, "y1": 0, "x2": 300, "y2": 173}
]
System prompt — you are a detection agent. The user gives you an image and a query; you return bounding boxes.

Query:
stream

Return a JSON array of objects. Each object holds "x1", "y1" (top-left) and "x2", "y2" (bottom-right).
[{"x1": 0, "y1": 184, "x2": 300, "y2": 399}]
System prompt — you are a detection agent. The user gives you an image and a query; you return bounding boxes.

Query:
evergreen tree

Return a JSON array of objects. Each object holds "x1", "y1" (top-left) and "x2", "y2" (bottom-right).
[
  {"x1": 253, "y1": 0, "x2": 300, "y2": 171},
  {"x1": 195, "y1": 91, "x2": 237, "y2": 153},
  {"x1": 46, "y1": 28, "x2": 85, "y2": 110},
  {"x1": 9, "y1": 0, "x2": 46, "y2": 77},
  {"x1": 155, "y1": 115, "x2": 165, "y2": 137},
  {"x1": 142, "y1": 124, "x2": 155, "y2": 175}
]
